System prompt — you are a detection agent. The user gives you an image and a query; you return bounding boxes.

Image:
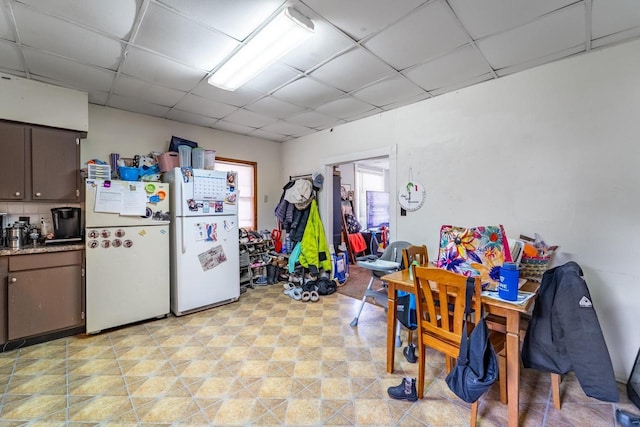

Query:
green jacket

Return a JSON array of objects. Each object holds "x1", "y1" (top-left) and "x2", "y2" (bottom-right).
[{"x1": 299, "y1": 199, "x2": 332, "y2": 274}]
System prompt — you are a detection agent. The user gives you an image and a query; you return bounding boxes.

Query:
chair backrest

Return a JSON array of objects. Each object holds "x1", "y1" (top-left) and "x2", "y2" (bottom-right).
[
  {"x1": 402, "y1": 245, "x2": 429, "y2": 269},
  {"x1": 379, "y1": 240, "x2": 411, "y2": 265},
  {"x1": 413, "y1": 266, "x2": 481, "y2": 358}
]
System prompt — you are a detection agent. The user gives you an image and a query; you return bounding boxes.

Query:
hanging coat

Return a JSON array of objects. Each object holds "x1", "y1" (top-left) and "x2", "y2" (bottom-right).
[
  {"x1": 522, "y1": 261, "x2": 619, "y2": 402},
  {"x1": 299, "y1": 199, "x2": 332, "y2": 275}
]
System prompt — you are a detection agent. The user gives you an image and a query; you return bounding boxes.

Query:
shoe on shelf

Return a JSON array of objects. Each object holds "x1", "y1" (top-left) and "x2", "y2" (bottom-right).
[
  {"x1": 403, "y1": 343, "x2": 418, "y2": 363},
  {"x1": 387, "y1": 377, "x2": 418, "y2": 402}
]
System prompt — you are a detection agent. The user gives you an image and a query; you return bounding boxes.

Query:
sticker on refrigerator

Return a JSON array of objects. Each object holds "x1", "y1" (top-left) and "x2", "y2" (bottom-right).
[
  {"x1": 206, "y1": 223, "x2": 217, "y2": 242},
  {"x1": 198, "y1": 245, "x2": 227, "y2": 272},
  {"x1": 194, "y1": 222, "x2": 207, "y2": 241},
  {"x1": 223, "y1": 219, "x2": 235, "y2": 232}
]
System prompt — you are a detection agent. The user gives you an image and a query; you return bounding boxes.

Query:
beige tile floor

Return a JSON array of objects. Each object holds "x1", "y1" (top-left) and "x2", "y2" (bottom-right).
[{"x1": 0, "y1": 284, "x2": 635, "y2": 426}]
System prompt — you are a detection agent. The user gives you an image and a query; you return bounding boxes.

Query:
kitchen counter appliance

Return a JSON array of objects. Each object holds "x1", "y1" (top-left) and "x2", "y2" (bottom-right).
[{"x1": 47, "y1": 207, "x2": 82, "y2": 244}]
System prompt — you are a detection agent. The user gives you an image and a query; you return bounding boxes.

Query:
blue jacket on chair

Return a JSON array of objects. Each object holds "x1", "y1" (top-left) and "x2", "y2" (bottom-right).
[{"x1": 522, "y1": 261, "x2": 619, "y2": 402}]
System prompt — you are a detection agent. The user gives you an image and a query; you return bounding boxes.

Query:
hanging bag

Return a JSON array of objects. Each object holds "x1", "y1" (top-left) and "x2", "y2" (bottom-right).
[{"x1": 445, "y1": 278, "x2": 499, "y2": 403}]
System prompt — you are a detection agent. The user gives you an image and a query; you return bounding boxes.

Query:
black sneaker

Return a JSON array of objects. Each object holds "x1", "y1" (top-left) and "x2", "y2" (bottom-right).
[
  {"x1": 403, "y1": 343, "x2": 418, "y2": 363},
  {"x1": 387, "y1": 377, "x2": 418, "y2": 402}
]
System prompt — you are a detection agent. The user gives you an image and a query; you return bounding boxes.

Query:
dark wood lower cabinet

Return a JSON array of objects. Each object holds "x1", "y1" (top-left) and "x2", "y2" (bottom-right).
[{"x1": 3, "y1": 250, "x2": 84, "y2": 344}]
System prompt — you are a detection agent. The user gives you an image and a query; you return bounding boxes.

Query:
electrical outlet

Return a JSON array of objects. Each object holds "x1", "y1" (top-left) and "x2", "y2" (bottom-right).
[{"x1": 263, "y1": 195, "x2": 268, "y2": 203}]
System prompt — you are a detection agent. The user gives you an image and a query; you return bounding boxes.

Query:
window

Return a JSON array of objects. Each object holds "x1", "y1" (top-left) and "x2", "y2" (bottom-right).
[
  {"x1": 215, "y1": 158, "x2": 256, "y2": 230},
  {"x1": 355, "y1": 164, "x2": 387, "y2": 228}
]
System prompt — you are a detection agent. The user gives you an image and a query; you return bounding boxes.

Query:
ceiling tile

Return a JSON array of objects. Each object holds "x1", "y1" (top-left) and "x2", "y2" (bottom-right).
[
  {"x1": 279, "y1": 11, "x2": 354, "y2": 72},
  {"x1": 261, "y1": 121, "x2": 313, "y2": 137},
  {"x1": 0, "y1": 41, "x2": 24, "y2": 72},
  {"x1": 245, "y1": 96, "x2": 305, "y2": 118},
  {"x1": 0, "y1": 6, "x2": 15, "y2": 40},
  {"x1": 23, "y1": 48, "x2": 116, "y2": 92},
  {"x1": 109, "y1": 93, "x2": 171, "y2": 118},
  {"x1": 173, "y1": 94, "x2": 238, "y2": 118},
  {"x1": 212, "y1": 120, "x2": 256, "y2": 135},
  {"x1": 121, "y1": 46, "x2": 207, "y2": 91},
  {"x1": 476, "y1": 4, "x2": 586, "y2": 70},
  {"x1": 17, "y1": 0, "x2": 139, "y2": 39},
  {"x1": 86, "y1": 89, "x2": 109, "y2": 105},
  {"x1": 113, "y1": 74, "x2": 186, "y2": 106},
  {"x1": 249, "y1": 128, "x2": 288, "y2": 142},
  {"x1": 303, "y1": 0, "x2": 426, "y2": 41},
  {"x1": 13, "y1": 4, "x2": 124, "y2": 70},
  {"x1": 448, "y1": 0, "x2": 576, "y2": 39},
  {"x1": 223, "y1": 108, "x2": 274, "y2": 128},
  {"x1": 273, "y1": 76, "x2": 343, "y2": 107},
  {"x1": 352, "y1": 75, "x2": 425, "y2": 107},
  {"x1": 287, "y1": 110, "x2": 342, "y2": 128},
  {"x1": 363, "y1": 1, "x2": 469, "y2": 70},
  {"x1": 157, "y1": 0, "x2": 283, "y2": 41},
  {"x1": 165, "y1": 109, "x2": 215, "y2": 127},
  {"x1": 242, "y1": 62, "x2": 302, "y2": 93},
  {"x1": 134, "y1": 3, "x2": 238, "y2": 70},
  {"x1": 403, "y1": 45, "x2": 491, "y2": 91},
  {"x1": 315, "y1": 96, "x2": 376, "y2": 120},
  {"x1": 191, "y1": 80, "x2": 262, "y2": 107},
  {"x1": 494, "y1": 45, "x2": 584, "y2": 77},
  {"x1": 310, "y1": 47, "x2": 395, "y2": 92},
  {"x1": 592, "y1": 0, "x2": 640, "y2": 39}
]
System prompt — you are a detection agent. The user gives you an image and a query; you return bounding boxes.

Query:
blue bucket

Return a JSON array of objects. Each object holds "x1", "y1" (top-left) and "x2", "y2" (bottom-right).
[{"x1": 119, "y1": 166, "x2": 139, "y2": 181}]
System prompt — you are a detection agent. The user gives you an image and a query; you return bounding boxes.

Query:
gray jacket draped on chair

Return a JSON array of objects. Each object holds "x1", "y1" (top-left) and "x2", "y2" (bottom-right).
[{"x1": 522, "y1": 261, "x2": 618, "y2": 402}]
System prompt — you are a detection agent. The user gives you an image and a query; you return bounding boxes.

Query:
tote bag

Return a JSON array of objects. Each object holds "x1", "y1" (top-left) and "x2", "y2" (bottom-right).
[{"x1": 445, "y1": 278, "x2": 499, "y2": 403}]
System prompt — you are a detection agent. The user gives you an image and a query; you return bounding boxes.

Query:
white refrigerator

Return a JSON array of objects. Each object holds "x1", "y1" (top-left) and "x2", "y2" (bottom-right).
[
  {"x1": 164, "y1": 167, "x2": 240, "y2": 316},
  {"x1": 85, "y1": 179, "x2": 171, "y2": 334}
]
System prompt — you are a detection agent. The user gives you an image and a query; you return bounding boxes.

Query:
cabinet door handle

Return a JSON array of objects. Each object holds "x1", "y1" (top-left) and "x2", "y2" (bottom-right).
[
  {"x1": 35, "y1": 192, "x2": 42, "y2": 197},
  {"x1": 10, "y1": 277, "x2": 17, "y2": 283},
  {"x1": 14, "y1": 192, "x2": 21, "y2": 197}
]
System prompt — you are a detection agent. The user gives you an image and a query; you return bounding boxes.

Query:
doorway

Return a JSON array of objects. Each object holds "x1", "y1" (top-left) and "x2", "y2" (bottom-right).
[{"x1": 320, "y1": 145, "x2": 397, "y2": 255}]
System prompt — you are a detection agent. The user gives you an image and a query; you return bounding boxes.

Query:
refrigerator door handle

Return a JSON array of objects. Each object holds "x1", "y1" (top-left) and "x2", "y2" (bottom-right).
[{"x1": 181, "y1": 217, "x2": 186, "y2": 254}]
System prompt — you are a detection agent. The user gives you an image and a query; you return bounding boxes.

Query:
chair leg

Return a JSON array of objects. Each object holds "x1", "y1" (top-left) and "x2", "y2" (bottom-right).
[
  {"x1": 470, "y1": 400, "x2": 479, "y2": 426},
  {"x1": 417, "y1": 337, "x2": 425, "y2": 398},
  {"x1": 407, "y1": 329, "x2": 413, "y2": 345},
  {"x1": 498, "y1": 349, "x2": 507, "y2": 404},
  {"x1": 551, "y1": 373, "x2": 562, "y2": 409},
  {"x1": 349, "y1": 277, "x2": 375, "y2": 327}
]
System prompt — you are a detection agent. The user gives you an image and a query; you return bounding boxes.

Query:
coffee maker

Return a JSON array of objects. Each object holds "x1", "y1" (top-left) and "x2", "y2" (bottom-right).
[{"x1": 48, "y1": 207, "x2": 82, "y2": 244}]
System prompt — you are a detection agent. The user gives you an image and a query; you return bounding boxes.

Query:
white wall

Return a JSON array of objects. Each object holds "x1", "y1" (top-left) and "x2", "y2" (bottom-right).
[
  {"x1": 82, "y1": 105, "x2": 283, "y2": 230},
  {"x1": 282, "y1": 39, "x2": 640, "y2": 382}
]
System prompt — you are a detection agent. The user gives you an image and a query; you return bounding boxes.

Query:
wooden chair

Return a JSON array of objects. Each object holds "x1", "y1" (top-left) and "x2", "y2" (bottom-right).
[
  {"x1": 485, "y1": 313, "x2": 562, "y2": 409},
  {"x1": 402, "y1": 244, "x2": 429, "y2": 269},
  {"x1": 412, "y1": 266, "x2": 506, "y2": 426},
  {"x1": 401, "y1": 245, "x2": 429, "y2": 345}
]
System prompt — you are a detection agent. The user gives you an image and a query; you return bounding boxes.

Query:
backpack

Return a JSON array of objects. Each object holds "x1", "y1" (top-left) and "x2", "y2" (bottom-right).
[{"x1": 315, "y1": 277, "x2": 337, "y2": 295}]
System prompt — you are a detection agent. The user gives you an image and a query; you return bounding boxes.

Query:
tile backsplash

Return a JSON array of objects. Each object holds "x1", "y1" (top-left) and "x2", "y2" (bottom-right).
[{"x1": 0, "y1": 201, "x2": 81, "y2": 230}]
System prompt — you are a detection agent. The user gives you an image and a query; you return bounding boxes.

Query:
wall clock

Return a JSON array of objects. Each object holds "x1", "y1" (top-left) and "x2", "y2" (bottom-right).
[{"x1": 398, "y1": 181, "x2": 426, "y2": 212}]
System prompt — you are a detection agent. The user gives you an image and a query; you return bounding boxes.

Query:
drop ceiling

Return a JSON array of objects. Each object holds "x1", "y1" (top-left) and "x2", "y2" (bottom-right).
[{"x1": 1, "y1": 0, "x2": 638, "y2": 142}]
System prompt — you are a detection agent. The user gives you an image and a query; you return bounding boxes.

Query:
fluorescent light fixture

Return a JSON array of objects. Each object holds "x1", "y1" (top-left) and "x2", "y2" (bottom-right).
[{"x1": 208, "y1": 7, "x2": 314, "y2": 91}]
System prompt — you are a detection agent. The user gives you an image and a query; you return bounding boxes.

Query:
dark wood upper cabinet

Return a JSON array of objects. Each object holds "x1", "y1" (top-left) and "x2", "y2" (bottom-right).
[
  {"x1": 0, "y1": 122, "x2": 26, "y2": 200},
  {"x1": 31, "y1": 127, "x2": 81, "y2": 201},
  {"x1": 0, "y1": 121, "x2": 80, "y2": 202}
]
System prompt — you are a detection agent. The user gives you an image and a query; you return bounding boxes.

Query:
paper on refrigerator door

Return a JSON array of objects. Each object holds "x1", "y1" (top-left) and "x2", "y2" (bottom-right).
[{"x1": 94, "y1": 182, "x2": 147, "y2": 216}]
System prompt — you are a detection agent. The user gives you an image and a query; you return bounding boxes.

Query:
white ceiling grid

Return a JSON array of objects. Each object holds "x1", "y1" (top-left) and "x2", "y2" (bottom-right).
[{"x1": 0, "y1": 0, "x2": 638, "y2": 142}]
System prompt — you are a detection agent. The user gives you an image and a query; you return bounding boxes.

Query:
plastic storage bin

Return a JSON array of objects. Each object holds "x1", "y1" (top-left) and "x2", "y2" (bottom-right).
[
  {"x1": 204, "y1": 150, "x2": 216, "y2": 170},
  {"x1": 192, "y1": 147, "x2": 205, "y2": 169},
  {"x1": 158, "y1": 152, "x2": 179, "y2": 172},
  {"x1": 178, "y1": 145, "x2": 192, "y2": 167}
]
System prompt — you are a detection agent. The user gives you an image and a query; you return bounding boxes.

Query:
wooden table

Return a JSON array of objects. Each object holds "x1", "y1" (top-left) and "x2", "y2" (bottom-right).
[{"x1": 382, "y1": 269, "x2": 539, "y2": 427}]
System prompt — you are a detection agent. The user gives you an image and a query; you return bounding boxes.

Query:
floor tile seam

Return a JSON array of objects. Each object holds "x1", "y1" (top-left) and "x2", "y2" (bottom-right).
[
  {"x1": 108, "y1": 333, "x2": 142, "y2": 425},
  {"x1": 0, "y1": 344, "x2": 22, "y2": 413},
  {"x1": 143, "y1": 323, "x2": 214, "y2": 425}
]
